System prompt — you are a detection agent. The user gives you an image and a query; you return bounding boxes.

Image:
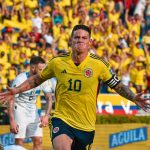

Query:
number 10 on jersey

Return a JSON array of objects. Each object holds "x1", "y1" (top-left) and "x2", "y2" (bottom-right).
[{"x1": 68, "y1": 79, "x2": 81, "y2": 92}]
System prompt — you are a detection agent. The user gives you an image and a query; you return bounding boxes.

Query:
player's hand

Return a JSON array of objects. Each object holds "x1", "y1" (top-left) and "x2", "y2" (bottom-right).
[
  {"x1": 133, "y1": 92, "x2": 150, "y2": 112},
  {"x1": 39, "y1": 115, "x2": 49, "y2": 128},
  {"x1": 0, "y1": 86, "x2": 15, "y2": 103},
  {"x1": 10, "y1": 120, "x2": 19, "y2": 134}
]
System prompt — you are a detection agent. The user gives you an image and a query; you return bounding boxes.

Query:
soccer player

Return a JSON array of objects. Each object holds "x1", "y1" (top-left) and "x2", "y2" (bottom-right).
[
  {"x1": 0, "y1": 25, "x2": 150, "y2": 150},
  {"x1": 7, "y1": 56, "x2": 55, "y2": 150}
]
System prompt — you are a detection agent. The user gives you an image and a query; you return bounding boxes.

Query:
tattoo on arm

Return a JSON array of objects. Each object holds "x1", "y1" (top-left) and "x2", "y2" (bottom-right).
[
  {"x1": 29, "y1": 75, "x2": 43, "y2": 87},
  {"x1": 114, "y1": 82, "x2": 135, "y2": 101},
  {"x1": 15, "y1": 74, "x2": 45, "y2": 94}
]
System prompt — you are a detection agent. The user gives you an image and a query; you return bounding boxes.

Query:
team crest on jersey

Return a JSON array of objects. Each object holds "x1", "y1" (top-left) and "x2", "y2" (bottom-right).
[
  {"x1": 84, "y1": 68, "x2": 93, "y2": 78},
  {"x1": 53, "y1": 127, "x2": 59, "y2": 133}
]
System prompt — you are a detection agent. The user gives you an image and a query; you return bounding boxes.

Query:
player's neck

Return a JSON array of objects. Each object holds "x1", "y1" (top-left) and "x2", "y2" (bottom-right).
[{"x1": 72, "y1": 51, "x2": 88, "y2": 64}]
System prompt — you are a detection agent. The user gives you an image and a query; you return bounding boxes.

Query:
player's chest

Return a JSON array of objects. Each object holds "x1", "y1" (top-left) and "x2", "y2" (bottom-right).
[{"x1": 55, "y1": 62, "x2": 98, "y2": 88}]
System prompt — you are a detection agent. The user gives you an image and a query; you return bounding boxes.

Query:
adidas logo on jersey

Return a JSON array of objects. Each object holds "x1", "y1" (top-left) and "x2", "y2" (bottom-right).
[{"x1": 61, "y1": 69, "x2": 67, "y2": 73}]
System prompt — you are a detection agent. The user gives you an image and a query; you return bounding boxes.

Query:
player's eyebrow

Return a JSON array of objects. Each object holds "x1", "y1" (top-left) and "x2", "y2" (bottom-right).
[{"x1": 74, "y1": 35, "x2": 88, "y2": 39}]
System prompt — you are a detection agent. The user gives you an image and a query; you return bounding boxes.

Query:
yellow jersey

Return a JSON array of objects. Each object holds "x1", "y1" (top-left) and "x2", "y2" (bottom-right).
[
  {"x1": 40, "y1": 52, "x2": 119, "y2": 131},
  {"x1": 134, "y1": 68, "x2": 146, "y2": 86},
  {"x1": 142, "y1": 35, "x2": 150, "y2": 44}
]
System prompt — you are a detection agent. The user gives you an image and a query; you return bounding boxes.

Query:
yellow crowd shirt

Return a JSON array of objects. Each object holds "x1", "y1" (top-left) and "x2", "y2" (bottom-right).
[
  {"x1": 52, "y1": 25, "x2": 61, "y2": 40},
  {"x1": 132, "y1": 46, "x2": 145, "y2": 58},
  {"x1": 108, "y1": 12, "x2": 120, "y2": 25},
  {"x1": 142, "y1": 35, "x2": 150, "y2": 44},
  {"x1": 134, "y1": 68, "x2": 146, "y2": 86},
  {"x1": 40, "y1": 52, "x2": 120, "y2": 131},
  {"x1": 145, "y1": 54, "x2": 150, "y2": 75},
  {"x1": 10, "y1": 48, "x2": 20, "y2": 65},
  {"x1": 57, "y1": 33, "x2": 69, "y2": 50}
]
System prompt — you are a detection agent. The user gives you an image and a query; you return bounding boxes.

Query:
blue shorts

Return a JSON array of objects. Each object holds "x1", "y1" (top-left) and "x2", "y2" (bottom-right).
[{"x1": 49, "y1": 118, "x2": 95, "y2": 150}]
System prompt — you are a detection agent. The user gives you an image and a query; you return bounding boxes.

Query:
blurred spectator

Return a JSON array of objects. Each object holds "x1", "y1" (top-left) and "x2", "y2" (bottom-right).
[
  {"x1": 1, "y1": 8, "x2": 11, "y2": 23},
  {"x1": 134, "y1": 0, "x2": 146, "y2": 17},
  {"x1": 52, "y1": 4, "x2": 63, "y2": 25},
  {"x1": 125, "y1": 0, "x2": 139, "y2": 15},
  {"x1": 77, "y1": 4, "x2": 90, "y2": 25},
  {"x1": 62, "y1": 6, "x2": 72, "y2": 27},
  {"x1": 0, "y1": 38, "x2": 9, "y2": 63},
  {"x1": 8, "y1": 64, "x2": 18, "y2": 85},
  {"x1": 90, "y1": 0, "x2": 104, "y2": 14},
  {"x1": 31, "y1": 9, "x2": 43, "y2": 33},
  {"x1": 29, "y1": 26, "x2": 42, "y2": 43},
  {"x1": 91, "y1": 25, "x2": 101, "y2": 42},
  {"x1": 125, "y1": 9, "x2": 141, "y2": 38},
  {"x1": 0, "y1": 63, "x2": 8, "y2": 91},
  {"x1": 128, "y1": 81, "x2": 137, "y2": 93},
  {"x1": 145, "y1": 0, "x2": 150, "y2": 31},
  {"x1": 132, "y1": 42, "x2": 145, "y2": 61},
  {"x1": 143, "y1": 43, "x2": 150, "y2": 92},
  {"x1": 69, "y1": 12, "x2": 79, "y2": 27},
  {"x1": 121, "y1": 70, "x2": 131, "y2": 87},
  {"x1": 10, "y1": 43, "x2": 20, "y2": 68},
  {"x1": 19, "y1": 41, "x2": 32, "y2": 59},
  {"x1": 43, "y1": 29, "x2": 54, "y2": 45},
  {"x1": 142, "y1": 29, "x2": 150, "y2": 44},
  {"x1": 108, "y1": 1, "x2": 123, "y2": 25},
  {"x1": 44, "y1": 43, "x2": 56, "y2": 62},
  {"x1": 24, "y1": 0, "x2": 38, "y2": 9},
  {"x1": 56, "y1": 25, "x2": 69, "y2": 53},
  {"x1": 52, "y1": 22, "x2": 61, "y2": 40},
  {"x1": 18, "y1": 29, "x2": 30, "y2": 43},
  {"x1": 134, "y1": 61, "x2": 146, "y2": 93}
]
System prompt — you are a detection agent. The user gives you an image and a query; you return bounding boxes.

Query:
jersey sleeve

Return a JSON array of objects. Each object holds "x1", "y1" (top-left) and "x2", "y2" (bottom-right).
[
  {"x1": 12, "y1": 75, "x2": 21, "y2": 98},
  {"x1": 39, "y1": 58, "x2": 55, "y2": 80},
  {"x1": 12, "y1": 76, "x2": 21, "y2": 88},
  {"x1": 40, "y1": 79, "x2": 53, "y2": 93},
  {"x1": 99, "y1": 61, "x2": 120, "y2": 89}
]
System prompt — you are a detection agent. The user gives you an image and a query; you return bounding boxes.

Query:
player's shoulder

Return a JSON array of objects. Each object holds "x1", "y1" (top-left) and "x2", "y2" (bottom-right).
[
  {"x1": 15, "y1": 72, "x2": 29, "y2": 80},
  {"x1": 41, "y1": 79, "x2": 51, "y2": 86},
  {"x1": 12, "y1": 72, "x2": 29, "y2": 87},
  {"x1": 89, "y1": 53, "x2": 109, "y2": 67},
  {"x1": 48, "y1": 52, "x2": 70, "y2": 62},
  {"x1": 40, "y1": 79, "x2": 54, "y2": 93}
]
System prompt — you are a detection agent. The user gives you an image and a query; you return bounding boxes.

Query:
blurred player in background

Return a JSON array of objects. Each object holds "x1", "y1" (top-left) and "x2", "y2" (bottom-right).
[{"x1": 7, "y1": 56, "x2": 55, "y2": 150}]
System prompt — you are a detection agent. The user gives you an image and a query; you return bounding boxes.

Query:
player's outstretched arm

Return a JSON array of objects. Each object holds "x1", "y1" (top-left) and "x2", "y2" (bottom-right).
[
  {"x1": 113, "y1": 82, "x2": 150, "y2": 111},
  {"x1": 0, "y1": 74, "x2": 45, "y2": 103}
]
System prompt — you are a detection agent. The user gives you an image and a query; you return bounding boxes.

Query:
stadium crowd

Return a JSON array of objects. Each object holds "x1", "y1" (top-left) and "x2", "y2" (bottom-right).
[{"x1": 0, "y1": 0, "x2": 150, "y2": 94}]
